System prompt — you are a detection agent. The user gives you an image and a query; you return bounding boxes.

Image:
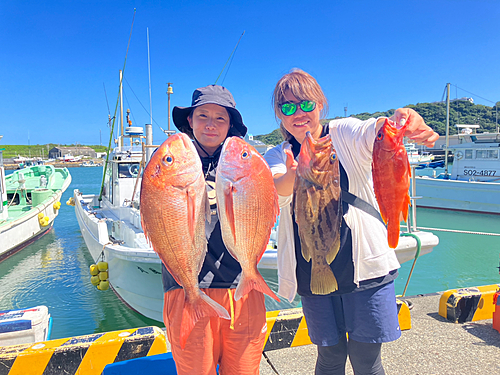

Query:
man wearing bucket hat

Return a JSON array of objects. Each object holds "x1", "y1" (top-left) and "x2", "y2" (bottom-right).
[{"x1": 161, "y1": 85, "x2": 267, "y2": 375}]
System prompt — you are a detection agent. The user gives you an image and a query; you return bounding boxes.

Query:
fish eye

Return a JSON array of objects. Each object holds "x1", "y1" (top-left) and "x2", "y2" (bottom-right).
[
  {"x1": 241, "y1": 151, "x2": 250, "y2": 159},
  {"x1": 330, "y1": 153, "x2": 337, "y2": 163},
  {"x1": 162, "y1": 155, "x2": 174, "y2": 165},
  {"x1": 376, "y1": 132, "x2": 384, "y2": 141}
]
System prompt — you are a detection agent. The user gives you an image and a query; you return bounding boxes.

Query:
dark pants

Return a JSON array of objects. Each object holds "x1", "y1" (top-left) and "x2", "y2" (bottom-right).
[{"x1": 315, "y1": 334, "x2": 385, "y2": 375}]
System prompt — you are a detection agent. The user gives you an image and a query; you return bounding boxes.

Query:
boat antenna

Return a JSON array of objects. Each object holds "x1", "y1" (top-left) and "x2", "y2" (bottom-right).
[
  {"x1": 99, "y1": 8, "x2": 136, "y2": 202},
  {"x1": 214, "y1": 31, "x2": 245, "y2": 85},
  {"x1": 147, "y1": 27, "x2": 153, "y2": 127}
]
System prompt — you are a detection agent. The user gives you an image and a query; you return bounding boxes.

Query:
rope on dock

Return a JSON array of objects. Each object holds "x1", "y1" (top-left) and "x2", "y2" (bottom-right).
[{"x1": 416, "y1": 226, "x2": 500, "y2": 236}]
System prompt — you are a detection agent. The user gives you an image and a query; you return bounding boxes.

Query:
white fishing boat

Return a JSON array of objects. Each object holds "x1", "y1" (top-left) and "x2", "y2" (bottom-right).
[
  {"x1": 0, "y1": 136, "x2": 72, "y2": 261},
  {"x1": 414, "y1": 84, "x2": 500, "y2": 214},
  {"x1": 73, "y1": 123, "x2": 165, "y2": 321},
  {"x1": 80, "y1": 160, "x2": 100, "y2": 167},
  {"x1": 405, "y1": 141, "x2": 434, "y2": 164}
]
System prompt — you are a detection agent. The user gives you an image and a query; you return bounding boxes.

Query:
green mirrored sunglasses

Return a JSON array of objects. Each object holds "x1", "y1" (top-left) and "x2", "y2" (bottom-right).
[{"x1": 279, "y1": 100, "x2": 316, "y2": 116}]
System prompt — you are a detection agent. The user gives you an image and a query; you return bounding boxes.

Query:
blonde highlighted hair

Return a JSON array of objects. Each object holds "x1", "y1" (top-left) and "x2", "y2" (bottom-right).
[{"x1": 272, "y1": 69, "x2": 329, "y2": 141}]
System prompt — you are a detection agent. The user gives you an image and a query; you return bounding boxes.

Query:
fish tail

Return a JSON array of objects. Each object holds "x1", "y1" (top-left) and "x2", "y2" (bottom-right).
[
  {"x1": 387, "y1": 220, "x2": 400, "y2": 249},
  {"x1": 179, "y1": 291, "x2": 231, "y2": 349},
  {"x1": 310, "y1": 265, "x2": 338, "y2": 295},
  {"x1": 234, "y1": 271, "x2": 280, "y2": 302}
]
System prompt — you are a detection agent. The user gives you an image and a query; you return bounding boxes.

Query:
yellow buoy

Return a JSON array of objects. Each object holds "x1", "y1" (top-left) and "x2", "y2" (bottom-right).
[
  {"x1": 53, "y1": 201, "x2": 61, "y2": 210},
  {"x1": 99, "y1": 271, "x2": 109, "y2": 281},
  {"x1": 99, "y1": 280, "x2": 110, "y2": 291},
  {"x1": 38, "y1": 212, "x2": 44, "y2": 219},
  {"x1": 90, "y1": 275, "x2": 100, "y2": 286},
  {"x1": 97, "y1": 261, "x2": 108, "y2": 272},
  {"x1": 90, "y1": 264, "x2": 99, "y2": 276},
  {"x1": 39, "y1": 216, "x2": 50, "y2": 227}
]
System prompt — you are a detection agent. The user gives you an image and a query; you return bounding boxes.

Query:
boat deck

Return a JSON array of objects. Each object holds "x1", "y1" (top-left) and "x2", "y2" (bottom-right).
[{"x1": 259, "y1": 293, "x2": 500, "y2": 374}]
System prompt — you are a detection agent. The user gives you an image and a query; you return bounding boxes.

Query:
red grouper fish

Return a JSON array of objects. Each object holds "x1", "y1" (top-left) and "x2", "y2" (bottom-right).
[
  {"x1": 372, "y1": 118, "x2": 411, "y2": 249},
  {"x1": 140, "y1": 133, "x2": 230, "y2": 349},
  {"x1": 293, "y1": 132, "x2": 342, "y2": 295},
  {"x1": 216, "y1": 136, "x2": 280, "y2": 302}
]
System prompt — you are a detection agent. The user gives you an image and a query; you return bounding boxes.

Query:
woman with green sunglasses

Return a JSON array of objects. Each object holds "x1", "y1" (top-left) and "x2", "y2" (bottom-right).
[{"x1": 264, "y1": 68, "x2": 438, "y2": 375}]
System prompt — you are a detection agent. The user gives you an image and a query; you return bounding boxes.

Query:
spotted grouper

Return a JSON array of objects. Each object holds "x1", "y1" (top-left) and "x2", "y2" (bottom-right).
[
  {"x1": 140, "y1": 133, "x2": 230, "y2": 349},
  {"x1": 293, "y1": 132, "x2": 342, "y2": 295}
]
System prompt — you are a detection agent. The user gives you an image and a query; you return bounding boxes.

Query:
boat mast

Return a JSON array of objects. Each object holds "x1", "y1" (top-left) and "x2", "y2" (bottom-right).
[
  {"x1": 120, "y1": 70, "x2": 124, "y2": 149},
  {"x1": 444, "y1": 83, "x2": 450, "y2": 177}
]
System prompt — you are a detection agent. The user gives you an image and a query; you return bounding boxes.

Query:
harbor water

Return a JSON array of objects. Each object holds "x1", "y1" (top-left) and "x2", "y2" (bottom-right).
[{"x1": 0, "y1": 166, "x2": 499, "y2": 340}]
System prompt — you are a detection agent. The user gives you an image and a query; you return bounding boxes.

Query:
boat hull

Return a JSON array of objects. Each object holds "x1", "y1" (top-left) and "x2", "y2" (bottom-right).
[
  {"x1": 0, "y1": 190, "x2": 64, "y2": 261},
  {"x1": 74, "y1": 190, "x2": 164, "y2": 322},
  {"x1": 414, "y1": 177, "x2": 500, "y2": 214}
]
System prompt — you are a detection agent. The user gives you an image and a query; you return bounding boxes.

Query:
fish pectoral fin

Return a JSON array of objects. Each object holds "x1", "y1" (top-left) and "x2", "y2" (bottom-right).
[
  {"x1": 186, "y1": 186, "x2": 197, "y2": 239},
  {"x1": 401, "y1": 193, "x2": 411, "y2": 223},
  {"x1": 204, "y1": 187, "x2": 211, "y2": 224},
  {"x1": 326, "y1": 234, "x2": 341, "y2": 264},
  {"x1": 223, "y1": 182, "x2": 237, "y2": 244},
  {"x1": 300, "y1": 236, "x2": 312, "y2": 262}
]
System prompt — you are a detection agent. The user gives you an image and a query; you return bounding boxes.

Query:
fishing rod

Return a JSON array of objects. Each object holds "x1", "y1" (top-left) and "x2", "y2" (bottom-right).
[
  {"x1": 99, "y1": 8, "x2": 137, "y2": 202},
  {"x1": 214, "y1": 31, "x2": 245, "y2": 85}
]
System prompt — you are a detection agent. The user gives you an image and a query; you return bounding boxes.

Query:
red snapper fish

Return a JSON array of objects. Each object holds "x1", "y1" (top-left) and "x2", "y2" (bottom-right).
[
  {"x1": 372, "y1": 118, "x2": 411, "y2": 249},
  {"x1": 216, "y1": 136, "x2": 280, "y2": 302},
  {"x1": 293, "y1": 132, "x2": 342, "y2": 295},
  {"x1": 140, "y1": 133, "x2": 229, "y2": 349}
]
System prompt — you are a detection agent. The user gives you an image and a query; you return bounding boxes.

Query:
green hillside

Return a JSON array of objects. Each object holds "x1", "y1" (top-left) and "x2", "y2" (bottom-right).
[
  {"x1": 0, "y1": 144, "x2": 107, "y2": 159},
  {"x1": 254, "y1": 100, "x2": 500, "y2": 145}
]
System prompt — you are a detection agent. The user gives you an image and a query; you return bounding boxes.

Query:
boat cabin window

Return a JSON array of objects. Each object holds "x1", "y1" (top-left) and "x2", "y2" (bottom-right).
[
  {"x1": 465, "y1": 150, "x2": 473, "y2": 159},
  {"x1": 118, "y1": 163, "x2": 141, "y2": 178},
  {"x1": 475, "y1": 149, "x2": 498, "y2": 159}
]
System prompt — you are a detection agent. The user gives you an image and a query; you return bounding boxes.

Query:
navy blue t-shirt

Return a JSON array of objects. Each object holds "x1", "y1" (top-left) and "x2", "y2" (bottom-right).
[
  {"x1": 162, "y1": 146, "x2": 241, "y2": 293},
  {"x1": 291, "y1": 125, "x2": 397, "y2": 297}
]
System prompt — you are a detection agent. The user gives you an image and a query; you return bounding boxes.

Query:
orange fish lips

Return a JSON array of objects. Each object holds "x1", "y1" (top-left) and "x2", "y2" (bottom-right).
[
  {"x1": 372, "y1": 119, "x2": 411, "y2": 249},
  {"x1": 140, "y1": 133, "x2": 230, "y2": 350},
  {"x1": 216, "y1": 137, "x2": 280, "y2": 302}
]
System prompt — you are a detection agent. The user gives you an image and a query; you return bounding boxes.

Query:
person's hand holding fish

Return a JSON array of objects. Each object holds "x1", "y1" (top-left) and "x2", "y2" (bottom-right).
[{"x1": 390, "y1": 108, "x2": 439, "y2": 147}]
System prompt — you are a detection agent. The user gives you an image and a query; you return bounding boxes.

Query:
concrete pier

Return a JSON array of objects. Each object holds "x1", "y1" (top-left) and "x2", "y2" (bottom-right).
[{"x1": 260, "y1": 293, "x2": 500, "y2": 375}]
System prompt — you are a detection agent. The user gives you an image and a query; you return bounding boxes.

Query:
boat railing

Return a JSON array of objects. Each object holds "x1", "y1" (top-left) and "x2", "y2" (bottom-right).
[{"x1": 406, "y1": 164, "x2": 419, "y2": 233}]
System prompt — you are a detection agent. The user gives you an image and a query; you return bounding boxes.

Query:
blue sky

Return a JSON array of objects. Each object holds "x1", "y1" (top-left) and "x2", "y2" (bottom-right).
[{"x1": 1, "y1": 0, "x2": 499, "y2": 146}]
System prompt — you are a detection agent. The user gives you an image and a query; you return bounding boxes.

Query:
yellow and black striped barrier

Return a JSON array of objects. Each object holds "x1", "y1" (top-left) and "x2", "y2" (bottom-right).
[
  {"x1": 264, "y1": 308, "x2": 311, "y2": 352},
  {"x1": 263, "y1": 301, "x2": 411, "y2": 352},
  {"x1": 0, "y1": 326, "x2": 167, "y2": 375},
  {"x1": 439, "y1": 284, "x2": 500, "y2": 323}
]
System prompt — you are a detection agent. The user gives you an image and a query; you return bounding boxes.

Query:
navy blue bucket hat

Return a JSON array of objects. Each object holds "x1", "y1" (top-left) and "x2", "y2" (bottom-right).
[{"x1": 173, "y1": 85, "x2": 247, "y2": 138}]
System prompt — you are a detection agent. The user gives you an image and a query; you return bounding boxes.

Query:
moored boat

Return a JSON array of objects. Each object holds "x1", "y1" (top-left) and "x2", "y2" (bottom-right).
[
  {"x1": 414, "y1": 129, "x2": 500, "y2": 214},
  {"x1": 0, "y1": 138, "x2": 72, "y2": 261},
  {"x1": 413, "y1": 83, "x2": 500, "y2": 214}
]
